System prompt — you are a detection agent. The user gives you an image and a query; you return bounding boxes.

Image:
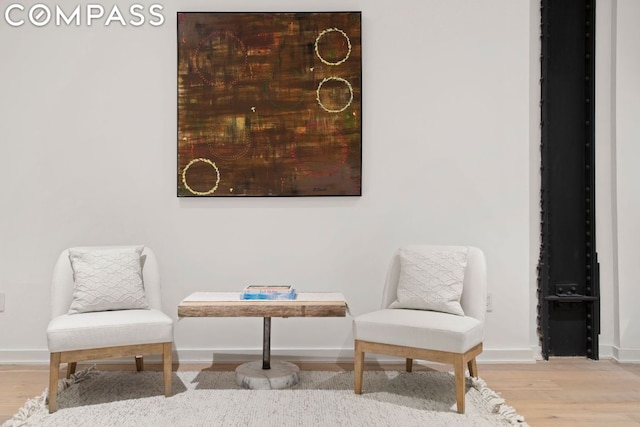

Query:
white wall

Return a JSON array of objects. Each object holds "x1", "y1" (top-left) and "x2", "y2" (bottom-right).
[
  {"x1": 594, "y1": 0, "x2": 640, "y2": 363},
  {"x1": 613, "y1": 0, "x2": 640, "y2": 362},
  {"x1": 596, "y1": 0, "x2": 618, "y2": 358},
  {"x1": 0, "y1": 0, "x2": 534, "y2": 363}
]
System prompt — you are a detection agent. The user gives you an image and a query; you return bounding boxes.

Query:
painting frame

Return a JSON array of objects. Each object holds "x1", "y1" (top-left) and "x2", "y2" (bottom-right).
[{"x1": 177, "y1": 11, "x2": 362, "y2": 197}]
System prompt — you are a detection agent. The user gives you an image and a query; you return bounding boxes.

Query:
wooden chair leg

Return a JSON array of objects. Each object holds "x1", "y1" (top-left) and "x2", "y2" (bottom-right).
[
  {"x1": 66, "y1": 362, "x2": 77, "y2": 379},
  {"x1": 135, "y1": 355, "x2": 144, "y2": 372},
  {"x1": 162, "y1": 343, "x2": 172, "y2": 397},
  {"x1": 49, "y1": 353, "x2": 61, "y2": 413},
  {"x1": 406, "y1": 358, "x2": 413, "y2": 372},
  {"x1": 453, "y1": 356, "x2": 466, "y2": 414},
  {"x1": 354, "y1": 340, "x2": 365, "y2": 394},
  {"x1": 467, "y1": 358, "x2": 478, "y2": 378}
]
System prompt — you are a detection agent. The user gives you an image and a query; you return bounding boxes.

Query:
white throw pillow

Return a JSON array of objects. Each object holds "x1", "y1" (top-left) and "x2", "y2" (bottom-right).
[
  {"x1": 389, "y1": 247, "x2": 468, "y2": 316},
  {"x1": 68, "y1": 246, "x2": 150, "y2": 314}
]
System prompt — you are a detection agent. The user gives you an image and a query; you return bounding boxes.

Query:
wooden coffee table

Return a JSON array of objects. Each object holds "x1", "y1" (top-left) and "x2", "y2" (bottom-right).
[{"x1": 178, "y1": 292, "x2": 347, "y2": 389}]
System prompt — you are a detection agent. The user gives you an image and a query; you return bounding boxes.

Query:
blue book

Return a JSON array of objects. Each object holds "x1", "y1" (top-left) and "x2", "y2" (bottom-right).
[{"x1": 241, "y1": 285, "x2": 297, "y2": 300}]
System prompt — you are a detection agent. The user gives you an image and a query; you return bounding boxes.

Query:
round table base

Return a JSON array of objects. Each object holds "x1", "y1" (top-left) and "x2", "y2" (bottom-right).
[{"x1": 235, "y1": 360, "x2": 300, "y2": 390}]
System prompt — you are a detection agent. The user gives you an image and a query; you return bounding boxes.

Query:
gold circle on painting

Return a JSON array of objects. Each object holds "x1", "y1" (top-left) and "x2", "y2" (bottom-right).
[
  {"x1": 314, "y1": 28, "x2": 352, "y2": 66},
  {"x1": 182, "y1": 158, "x2": 221, "y2": 196},
  {"x1": 316, "y1": 77, "x2": 354, "y2": 113}
]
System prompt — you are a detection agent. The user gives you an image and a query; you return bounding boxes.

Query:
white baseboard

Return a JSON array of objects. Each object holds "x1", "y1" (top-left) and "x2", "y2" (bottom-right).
[
  {"x1": 598, "y1": 344, "x2": 615, "y2": 360},
  {"x1": 0, "y1": 346, "x2": 539, "y2": 365},
  {"x1": 175, "y1": 347, "x2": 538, "y2": 364},
  {"x1": 477, "y1": 347, "x2": 540, "y2": 363},
  {"x1": 9, "y1": 345, "x2": 633, "y2": 365},
  {"x1": 0, "y1": 349, "x2": 50, "y2": 364},
  {"x1": 610, "y1": 345, "x2": 640, "y2": 363}
]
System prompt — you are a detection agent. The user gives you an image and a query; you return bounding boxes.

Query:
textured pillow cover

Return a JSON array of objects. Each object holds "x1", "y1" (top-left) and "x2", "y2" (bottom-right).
[
  {"x1": 68, "y1": 246, "x2": 149, "y2": 314},
  {"x1": 389, "y1": 247, "x2": 469, "y2": 316}
]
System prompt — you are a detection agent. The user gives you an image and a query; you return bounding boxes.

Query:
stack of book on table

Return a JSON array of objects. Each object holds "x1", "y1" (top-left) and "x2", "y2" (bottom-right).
[{"x1": 240, "y1": 285, "x2": 297, "y2": 300}]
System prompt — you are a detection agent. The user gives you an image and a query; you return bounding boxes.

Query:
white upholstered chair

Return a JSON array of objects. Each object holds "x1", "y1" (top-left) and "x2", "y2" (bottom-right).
[
  {"x1": 353, "y1": 245, "x2": 487, "y2": 414},
  {"x1": 46, "y1": 246, "x2": 174, "y2": 413}
]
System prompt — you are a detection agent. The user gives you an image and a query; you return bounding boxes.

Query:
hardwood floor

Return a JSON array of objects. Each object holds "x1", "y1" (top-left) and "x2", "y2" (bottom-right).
[{"x1": 1, "y1": 358, "x2": 639, "y2": 426}]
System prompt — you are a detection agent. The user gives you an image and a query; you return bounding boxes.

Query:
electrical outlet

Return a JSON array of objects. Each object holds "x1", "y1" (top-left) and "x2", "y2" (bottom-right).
[
  {"x1": 0, "y1": 293, "x2": 5, "y2": 312},
  {"x1": 486, "y1": 293, "x2": 493, "y2": 312}
]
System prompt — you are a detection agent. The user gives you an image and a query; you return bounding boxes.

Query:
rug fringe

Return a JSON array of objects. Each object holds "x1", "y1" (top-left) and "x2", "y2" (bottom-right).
[
  {"x1": 3, "y1": 369, "x2": 529, "y2": 427},
  {"x1": 1, "y1": 366, "x2": 97, "y2": 427},
  {"x1": 470, "y1": 375, "x2": 529, "y2": 426}
]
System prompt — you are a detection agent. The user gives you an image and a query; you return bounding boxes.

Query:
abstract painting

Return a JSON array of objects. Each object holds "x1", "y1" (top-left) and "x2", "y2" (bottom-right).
[{"x1": 177, "y1": 12, "x2": 362, "y2": 197}]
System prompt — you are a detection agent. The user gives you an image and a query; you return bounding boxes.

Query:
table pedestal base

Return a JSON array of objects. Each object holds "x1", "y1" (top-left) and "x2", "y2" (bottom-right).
[{"x1": 235, "y1": 360, "x2": 300, "y2": 390}]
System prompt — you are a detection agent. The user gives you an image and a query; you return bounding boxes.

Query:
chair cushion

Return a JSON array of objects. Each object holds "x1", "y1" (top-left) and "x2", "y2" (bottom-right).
[
  {"x1": 47, "y1": 309, "x2": 173, "y2": 352},
  {"x1": 353, "y1": 308, "x2": 483, "y2": 354},
  {"x1": 68, "y1": 246, "x2": 150, "y2": 314},
  {"x1": 389, "y1": 246, "x2": 468, "y2": 316}
]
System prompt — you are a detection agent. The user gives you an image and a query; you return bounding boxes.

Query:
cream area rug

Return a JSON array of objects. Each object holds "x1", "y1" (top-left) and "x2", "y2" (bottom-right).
[{"x1": 3, "y1": 367, "x2": 528, "y2": 427}]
